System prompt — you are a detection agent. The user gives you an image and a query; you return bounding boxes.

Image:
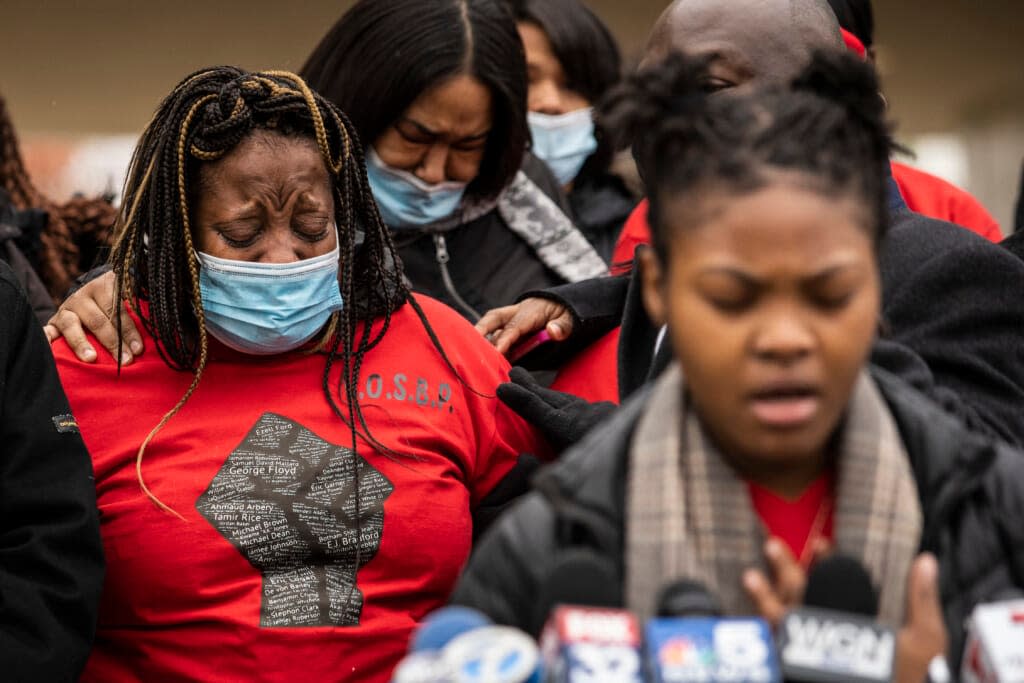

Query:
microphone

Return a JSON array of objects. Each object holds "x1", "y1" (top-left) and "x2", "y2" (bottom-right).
[
  {"x1": 656, "y1": 580, "x2": 723, "y2": 618},
  {"x1": 390, "y1": 653, "x2": 453, "y2": 683},
  {"x1": 442, "y1": 625, "x2": 543, "y2": 683},
  {"x1": 393, "y1": 606, "x2": 494, "y2": 683},
  {"x1": 539, "y1": 606, "x2": 644, "y2": 683},
  {"x1": 960, "y1": 596, "x2": 1024, "y2": 683},
  {"x1": 646, "y1": 581, "x2": 780, "y2": 682},
  {"x1": 646, "y1": 617, "x2": 780, "y2": 682},
  {"x1": 531, "y1": 549, "x2": 641, "y2": 681},
  {"x1": 411, "y1": 606, "x2": 494, "y2": 652},
  {"x1": 394, "y1": 606, "x2": 543, "y2": 683},
  {"x1": 802, "y1": 555, "x2": 878, "y2": 617},
  {"x1": 776, "y1": 556, "x2": 895, "y2": 683},
  {"x1": 530, "y1": 549, "x2": 623, "y2": 638}
]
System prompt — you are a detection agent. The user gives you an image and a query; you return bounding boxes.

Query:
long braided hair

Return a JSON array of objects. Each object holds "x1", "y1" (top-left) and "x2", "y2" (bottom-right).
[
  {"x1": 109, "y1": 67, "x2": 466, "y2": 535},
  {"x1": 0, "y1": 94, "x2": 117, "y2": 299}
]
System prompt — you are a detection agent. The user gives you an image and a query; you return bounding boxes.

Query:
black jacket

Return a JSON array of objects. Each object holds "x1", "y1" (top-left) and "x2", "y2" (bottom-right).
[
  {"x1": 1002, "y1": 229, "x2": 1024, "y2": 263},
  {"x1": 568, "y1": 172, "x2": 637, "y2": 264},
  {"x1": 876, "y1": 208, "x2": 1024, "y2": 446},
  {"x1": 451, "y1": 367, "x2": 1024, "y2": 665},
  {"x1": 0, "y1": 190, "x2": 56, "y2": 324},
  {"x1": 523, "y1": 206, "x2": 1024, "y2": 448},
  {"x1": 393, "y1": 154, "x2": 577, "y2": 321},
  {"x1": 0, "y1": 261, "x2": 104, "y2": 680}
]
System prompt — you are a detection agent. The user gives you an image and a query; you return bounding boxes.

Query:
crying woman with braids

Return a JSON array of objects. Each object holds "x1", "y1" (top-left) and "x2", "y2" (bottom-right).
[
  {"x1": 452, "y1": 51, "x2": 1024, "y2": 679},
  {"x1": 51, "y1": 67, "x2": 547, "y2": 682}
]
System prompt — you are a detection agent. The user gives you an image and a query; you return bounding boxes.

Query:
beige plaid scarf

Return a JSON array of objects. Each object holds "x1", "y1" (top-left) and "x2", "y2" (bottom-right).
[{"x1": 625, "y1": 364, "x2": 922, "y2": 627}]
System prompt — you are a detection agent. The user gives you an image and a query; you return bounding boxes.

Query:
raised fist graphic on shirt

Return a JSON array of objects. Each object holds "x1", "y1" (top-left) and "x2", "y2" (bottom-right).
[{"x1": 197, "y1": 413, "x2": 393, "y2": 627}]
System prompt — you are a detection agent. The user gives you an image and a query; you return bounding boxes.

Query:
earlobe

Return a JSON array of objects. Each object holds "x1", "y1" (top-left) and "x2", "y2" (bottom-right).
[{"x1": 638, "y1": 246, "x2": 668, "y2": 327}]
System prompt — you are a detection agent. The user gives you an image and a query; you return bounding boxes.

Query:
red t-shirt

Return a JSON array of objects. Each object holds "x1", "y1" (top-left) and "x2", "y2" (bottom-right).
[
  {"x1": 748, "y1": 474, "x2": 835, "y2": 566},
  {"x1": 611, "y1": 165, "x2": 1002, "y2": 268},
  {"x1": 54, "y1": 296, "x2": 545, "y2": 683}
]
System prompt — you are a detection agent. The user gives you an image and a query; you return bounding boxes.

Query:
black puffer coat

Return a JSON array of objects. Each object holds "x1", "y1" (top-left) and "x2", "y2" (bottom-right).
[
  {"x1": 451, "y1": 367, "x2": 1024, "y2": 666},
  {"x1": 567, "y1": 172, "x2": 637, "y2": 264}
]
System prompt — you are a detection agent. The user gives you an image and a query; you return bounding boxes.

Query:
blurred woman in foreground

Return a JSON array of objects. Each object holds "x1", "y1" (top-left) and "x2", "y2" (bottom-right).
[{"x1": 452, "y1": 52, "x2": 1024, "y2": 677}]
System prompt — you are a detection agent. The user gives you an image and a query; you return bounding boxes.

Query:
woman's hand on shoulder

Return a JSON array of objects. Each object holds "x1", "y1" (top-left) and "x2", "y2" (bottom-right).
[
  {"x1": 44, "y1": 270, "x2": 144, "y2": 364},
  {"x1": 475, "y1": 298, "x2": 573, "y2": 356}
]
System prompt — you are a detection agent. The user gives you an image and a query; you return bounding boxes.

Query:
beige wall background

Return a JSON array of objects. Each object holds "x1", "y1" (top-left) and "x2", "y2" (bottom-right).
[{"x1": 2, "y1": 0, "x2": 1022, "y2": 228}]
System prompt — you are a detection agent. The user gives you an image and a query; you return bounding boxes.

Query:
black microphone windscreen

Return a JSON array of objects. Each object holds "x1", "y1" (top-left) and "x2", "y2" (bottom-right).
[
  {"x1": 530, "y1": 549, "x2": 621, "y2": 637},
  {"x1": 655, "y1": 579, "x2": 722, "y2": 618},
  {"x1": 803, "y1": 555, "x2": 878, "y2": 617}
]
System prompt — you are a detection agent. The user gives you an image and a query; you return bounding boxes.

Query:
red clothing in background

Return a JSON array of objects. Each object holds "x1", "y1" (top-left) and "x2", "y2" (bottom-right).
[
  {"x1": 550, "y1": 327, "x2": 622, "y2": 404},
  {"x1": 891, "y1": 162, "x2": 1002, "y2": 242},
  {"x1": 611, "y1": 165, "x2": 1001, "y2": 268},
  {"x1": 55, "y1": 296, "x2": 543, "y2": 683},
  {"x1": 611, "y1": 201, "x2": 651, "y2": 273}
]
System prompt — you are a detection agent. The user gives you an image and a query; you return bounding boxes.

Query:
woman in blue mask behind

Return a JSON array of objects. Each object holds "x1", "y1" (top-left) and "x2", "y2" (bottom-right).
[
  {"x1": 512, "y1": 0, "x2": 639, "y2": 262},
  {"x1": 50, "y1": 67, "x2": 546, "y2": 682},
  {"x1": 299, "y1": 0, "x2": 611, "y2": 321}
]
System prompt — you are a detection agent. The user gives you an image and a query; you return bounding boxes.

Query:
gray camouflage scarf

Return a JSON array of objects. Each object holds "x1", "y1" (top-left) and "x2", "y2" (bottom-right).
[{"x1": 416, "y1": 171, "x2": 609, "y2": 283}]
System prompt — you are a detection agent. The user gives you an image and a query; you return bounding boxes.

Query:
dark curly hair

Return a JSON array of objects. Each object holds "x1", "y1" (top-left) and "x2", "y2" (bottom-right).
[{"x1": 601, "y1": 49, "x2": 896, "y2": 263}]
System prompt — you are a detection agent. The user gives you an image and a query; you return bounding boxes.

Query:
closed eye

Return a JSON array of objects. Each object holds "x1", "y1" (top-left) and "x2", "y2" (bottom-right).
[
  {"x1": 705, "y1": 290, "x2": 757, "y2": 313},
  {"x1": 214, "y1": 221, "x2": 262, "y2": 249},
  {"x1": 397, "y1": 128, "x2": 434, "y2": 146},
  {"x1": 701, "y1": 79, "x2": 735, "y2": 94},
  {"x1": 698, "y1": 269, "x2": 761, "y2": 314},
  {"x1": 803, "y1": 265, "x2": 863, "y2": 311},
  {"x1": 452, "y1": 136, "x2": 489, "y2": 152},
  {"x1": 809, "y1": 290, "x2": 855, "y2": 310},
  {"x1": 294, "y1": 226, "x2": 330, "y2": 244}
]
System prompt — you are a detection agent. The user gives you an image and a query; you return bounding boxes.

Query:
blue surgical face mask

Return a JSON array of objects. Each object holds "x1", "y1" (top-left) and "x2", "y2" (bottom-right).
[
  {"x1": 196, "y1": 238, "x2": 344, "y2": 355},
  {"x1": 528, "y1": 108, "x2": 598, "y2": 186},
  {"x1": 365, "y1": 147, "x2": 468, "y2": 229}
]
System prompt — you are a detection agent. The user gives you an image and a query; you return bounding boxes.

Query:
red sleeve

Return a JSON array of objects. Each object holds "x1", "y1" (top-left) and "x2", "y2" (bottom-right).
[
  {"x1": 412, "y1": 298, "x2": 550, "y2": 508},
  {"x1": 611, "y1": 200, "x2": 652, "y2": 274},
  {"x1": 892, "y1": 162, "x2": 1002, "y2": 241},
  {"x1": 947, "y1": 200, "x2": 1003, "y2": 242},
  {"x1": 466, "y1": 380, "x2": 549, "y2": 508},
  {"x1": 550, "y1": 327, "x2": 622, "y2": 405}
]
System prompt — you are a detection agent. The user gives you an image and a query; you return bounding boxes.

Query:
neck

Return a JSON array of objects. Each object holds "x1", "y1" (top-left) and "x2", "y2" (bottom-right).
[{"x1": 720, "y1": 446, "x2": 830, "y2": 500}]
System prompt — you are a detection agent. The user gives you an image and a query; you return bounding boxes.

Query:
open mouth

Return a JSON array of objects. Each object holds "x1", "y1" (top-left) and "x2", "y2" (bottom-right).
[{"x1": 748, "y1": 386, "x2": 821, "y2": 429}]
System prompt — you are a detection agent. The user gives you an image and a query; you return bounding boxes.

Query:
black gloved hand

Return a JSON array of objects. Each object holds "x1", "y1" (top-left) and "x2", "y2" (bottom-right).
[{"x1": 497, "y1": 367, "x2": 618, "y2": 453}]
